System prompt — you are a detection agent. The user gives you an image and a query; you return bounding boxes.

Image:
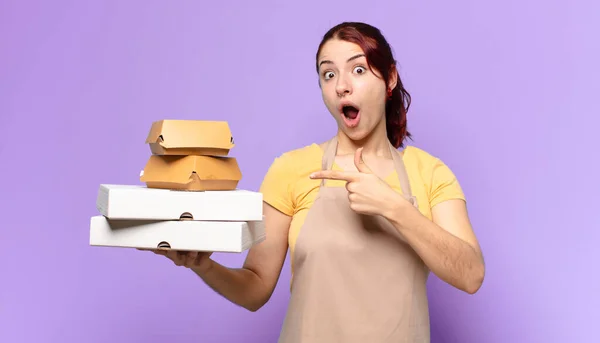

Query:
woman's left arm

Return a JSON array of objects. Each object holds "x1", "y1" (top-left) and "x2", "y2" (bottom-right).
[
  {"x1": 310, "y1": 148, "x2": 485, "y2": 294},
  {"x1": 384, "y1": 197, "x2": 485, "y2": 294}
]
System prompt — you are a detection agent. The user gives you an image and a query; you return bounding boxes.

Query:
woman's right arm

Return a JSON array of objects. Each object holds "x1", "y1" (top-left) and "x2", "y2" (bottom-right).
[
  {"x1": 188, "y1": 202, "x2": 292, "y2": 312},
  {"x1": 153, "y1": 154, "x2": 295, "y2": 311}
]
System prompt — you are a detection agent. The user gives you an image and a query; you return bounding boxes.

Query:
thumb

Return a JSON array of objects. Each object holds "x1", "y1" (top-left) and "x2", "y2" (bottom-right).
[{"x1": 354, "y1": 147, "x2": 373, "y2": 173}]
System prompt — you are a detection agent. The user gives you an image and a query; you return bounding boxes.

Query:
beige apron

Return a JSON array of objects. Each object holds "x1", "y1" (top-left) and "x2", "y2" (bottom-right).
[{"x1": 278, "y1": 136, "x2": 430, "y2": 343}]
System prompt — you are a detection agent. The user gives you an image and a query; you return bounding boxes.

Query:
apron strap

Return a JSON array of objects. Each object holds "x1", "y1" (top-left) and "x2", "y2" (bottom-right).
[
  {"x1": 389, "y1": 143, "x2": 418, "y2": 207},
  {"x1": 320, "y1": 136, "x2": 338, "y2": 187},
  {"x1": 320, "y1": 136, "x2": 418, "y2": 207}
]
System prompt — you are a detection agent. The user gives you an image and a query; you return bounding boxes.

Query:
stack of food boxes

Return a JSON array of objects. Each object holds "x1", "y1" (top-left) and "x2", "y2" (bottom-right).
[{"x1": 89, "y1": 120, "x2": 265, "y2": 253}]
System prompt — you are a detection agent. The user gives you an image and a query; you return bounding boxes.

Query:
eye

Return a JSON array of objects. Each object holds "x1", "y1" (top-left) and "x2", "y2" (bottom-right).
[
  {"x1": 354, "y1": 66, "x2": 366, "y2": 74},
  {"x1": 323, "y1": 71, "x2": 335, "y2": 80}
]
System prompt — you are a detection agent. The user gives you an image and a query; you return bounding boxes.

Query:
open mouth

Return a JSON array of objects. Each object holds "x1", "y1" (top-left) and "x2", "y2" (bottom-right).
[
  {"x1": 342, "y1": 105, "x2": 359, "y2": 120},
  {"x1": 340, "y1": 104, "x2": 361, "y2": 128}
]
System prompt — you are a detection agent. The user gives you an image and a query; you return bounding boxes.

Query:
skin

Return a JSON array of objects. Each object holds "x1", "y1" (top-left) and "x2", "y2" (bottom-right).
[
  {"x1": 312, "y1": 39, "x2": 485, "y2": 293},
  {"x1": 312, "y1": 38, "x2": 485, "y2": 294},
  {"x1": 310, "y1": 148, "x2": 485, "y2": 294},
  {"x1": 146, "y1": 38, "x2": 485, "y2": 312},
  {"x1": 318, "y1": 39, "x2": 397, "y2": 159}
]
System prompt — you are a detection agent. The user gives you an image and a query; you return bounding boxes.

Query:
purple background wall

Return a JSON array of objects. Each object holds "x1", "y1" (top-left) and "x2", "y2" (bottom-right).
[{"x1": 1, "y1": 0, "x2": 598, "y2": 342}]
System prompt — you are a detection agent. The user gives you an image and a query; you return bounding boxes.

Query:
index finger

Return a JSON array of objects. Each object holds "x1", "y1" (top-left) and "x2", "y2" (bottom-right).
[{"x1": 309, "y1": 170, "x2": 357, "y2": 181}]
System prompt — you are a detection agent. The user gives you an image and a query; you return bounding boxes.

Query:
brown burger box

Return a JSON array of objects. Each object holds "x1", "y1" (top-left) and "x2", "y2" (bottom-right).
[
  {"x1": 139, "y1": 154, "x2": 242, "y2": 191},
  {"x1": 145, "y1": 119, "x2": 235, "y2": 156}
]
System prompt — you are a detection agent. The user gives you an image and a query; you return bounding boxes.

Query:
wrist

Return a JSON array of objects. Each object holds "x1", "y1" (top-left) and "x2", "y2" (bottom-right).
[
  {"x1": 382, "y1": 192, "x2": 415, "y2": 228},
  {"x1": 191, "y1": 257, "x2": 214, "y2": 275}
]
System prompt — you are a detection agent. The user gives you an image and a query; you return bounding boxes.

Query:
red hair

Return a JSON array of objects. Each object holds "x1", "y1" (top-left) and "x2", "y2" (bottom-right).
[{"x1": 316, "y1": 22, "x2": 412, "y2": 148}]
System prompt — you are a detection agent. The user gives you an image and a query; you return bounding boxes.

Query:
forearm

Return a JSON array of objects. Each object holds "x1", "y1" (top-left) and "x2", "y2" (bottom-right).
[
  {"x1": 386, "y1": 202, "x2": 485, "y2": 294},
  {"x1": 191, "y1": 260, "x2": 268, "y2": 311}
]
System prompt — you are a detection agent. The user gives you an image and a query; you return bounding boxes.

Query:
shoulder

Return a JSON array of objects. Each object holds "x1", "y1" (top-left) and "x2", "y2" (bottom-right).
[
  {"x1": 403, "y1": 145, "x2": 440, "y2": 169},
  {"x1": 267, "y1": 143, "x2": 323, "y2": 176},
  {"x1": 403, "y1": 145, "x2": 466, "y2": 206},
  {"x1": 259, "y1": 143, "x2": 323, "y2": 216},
  {"x1": 261, "y1": 143, "x2": 322, "y2": 182},
  {"x1": 280, "y1": 143, "x2": 323, "y2": 160},
  {"x1": 403, "y1": 145, "x2": 457, "y2": 173}
]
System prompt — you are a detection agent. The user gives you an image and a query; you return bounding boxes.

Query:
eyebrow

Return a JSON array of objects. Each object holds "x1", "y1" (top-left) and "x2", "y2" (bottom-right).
[{"x1": 318, "y1": 53, "x2": 365, "y2": 68}]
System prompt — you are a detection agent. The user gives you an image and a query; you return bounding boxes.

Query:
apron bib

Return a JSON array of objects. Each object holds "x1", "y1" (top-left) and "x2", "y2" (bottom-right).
[{"x1": 278, "y1": 136, "x2": 430, "y2": 343}]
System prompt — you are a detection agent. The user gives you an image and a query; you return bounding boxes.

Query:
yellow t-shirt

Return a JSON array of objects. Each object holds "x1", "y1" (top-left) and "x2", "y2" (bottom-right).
[{"x1": 259, "y1": 143, "x2": 466, "y2": 274}]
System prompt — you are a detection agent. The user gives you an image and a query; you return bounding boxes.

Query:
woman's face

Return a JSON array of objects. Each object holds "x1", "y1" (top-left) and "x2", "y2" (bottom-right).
[{"x1": 317, "y1": 38, "x2": 396, "y2": 142}]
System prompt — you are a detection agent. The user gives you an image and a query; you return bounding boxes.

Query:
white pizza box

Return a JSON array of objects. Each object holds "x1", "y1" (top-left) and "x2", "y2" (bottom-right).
[
  {"x1": 95, "y1": 184, "x2": 263, "y2": 221},
  {"x1": 89, "y1": 215, "x2": 266, "y2": 253}
]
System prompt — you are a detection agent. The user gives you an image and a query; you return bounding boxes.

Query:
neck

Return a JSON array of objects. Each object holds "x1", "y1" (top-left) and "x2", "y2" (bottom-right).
[{"x1": 335, "y1": 121, "x2": 392, "y2": 159}]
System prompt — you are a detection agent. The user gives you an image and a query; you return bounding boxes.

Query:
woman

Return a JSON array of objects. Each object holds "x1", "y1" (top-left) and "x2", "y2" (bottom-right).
[{"x1": 152, "y1": 21, "x2": 485, "y2": 342}]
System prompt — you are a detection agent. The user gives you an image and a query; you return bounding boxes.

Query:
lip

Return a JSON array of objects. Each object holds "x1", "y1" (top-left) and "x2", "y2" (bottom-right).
[
  {"x1": 342, "y1": 111, "x2": 361, "y2": 128},
  {"x1": 338, "y1": 100, "x2": 360, "y2": 114},
  {"x1": 338, "y1": 100, "x2": 361, "y2": 128}
]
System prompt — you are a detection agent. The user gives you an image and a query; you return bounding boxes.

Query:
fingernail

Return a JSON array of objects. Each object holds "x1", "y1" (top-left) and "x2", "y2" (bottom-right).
[{"x1": 309, "y1": 173, "x2": 315, "y2": 178}]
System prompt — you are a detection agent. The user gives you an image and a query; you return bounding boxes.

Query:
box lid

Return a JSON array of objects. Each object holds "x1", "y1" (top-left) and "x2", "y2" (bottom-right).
[{"x1": 145, "y1": 120, "x2": 235, "y2": 154}]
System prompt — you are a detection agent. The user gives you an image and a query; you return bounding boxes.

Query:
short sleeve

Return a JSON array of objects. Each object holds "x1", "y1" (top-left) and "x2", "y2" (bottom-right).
[
  {"x1": 428, "y1": 158, "x2": 466, "y2": 208},
  {"x1": 259, "y1": 155, "x2": 295, "y2": 216}
]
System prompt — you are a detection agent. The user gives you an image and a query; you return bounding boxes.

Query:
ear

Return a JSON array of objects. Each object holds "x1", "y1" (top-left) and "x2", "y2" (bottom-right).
[{"x1": 388, "y1": 64, "x2": 398, "y2": 91}]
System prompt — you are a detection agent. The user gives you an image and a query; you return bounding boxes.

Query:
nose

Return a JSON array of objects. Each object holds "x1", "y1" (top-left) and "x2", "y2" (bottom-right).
[{"x1": 335, "y1": 74, "x2": 352, "y2": 96}]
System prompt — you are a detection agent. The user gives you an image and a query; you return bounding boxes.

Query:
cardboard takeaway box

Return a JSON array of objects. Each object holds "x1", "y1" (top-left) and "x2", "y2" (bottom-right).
[
  {"x1": 145, "y1": 119, "x2": 234, "y2": 156},
  {"x1": 140, "y1": 154, "x2": 242, "y2": 191},
  {"x1": 96, "y1": 184, "x2": 263, "y2": 221},
  {"x1": 89, "y1": 119, "x2": 266, "y2": 254},
  {"x1": 140, "y1": 120, "x2": 241, "y2": 191},
  {"x1": 89, "y1": 215, "x2": 265, "y2": 253},
  {"x1": 90, "y1": 184, "x2": 265, "y2": 253}
]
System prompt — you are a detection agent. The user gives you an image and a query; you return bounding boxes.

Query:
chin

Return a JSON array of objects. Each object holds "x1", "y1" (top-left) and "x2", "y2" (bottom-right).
[{"x1": 340, "y1": 126, "x2": 371, "y2": 142}]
